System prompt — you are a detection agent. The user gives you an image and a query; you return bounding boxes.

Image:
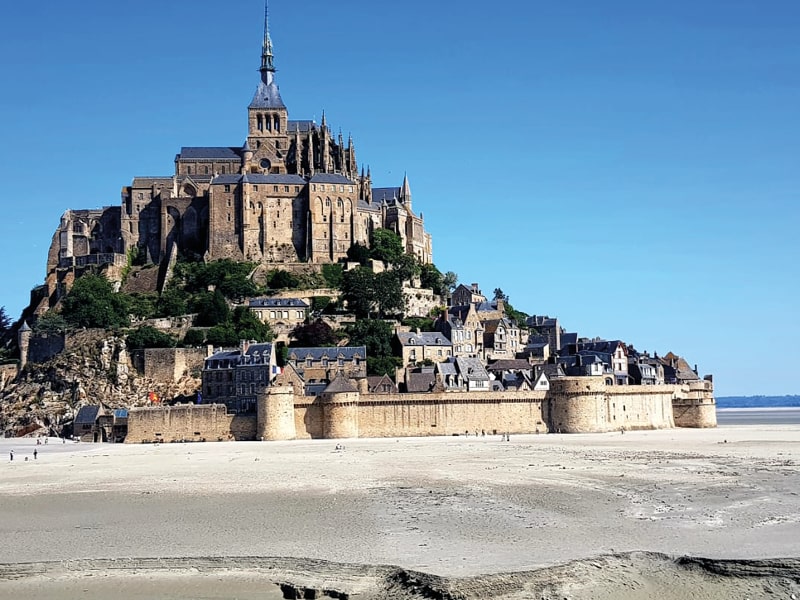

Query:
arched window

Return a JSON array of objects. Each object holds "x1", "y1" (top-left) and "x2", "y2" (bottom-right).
[
  {"x1": 325, "y1": 198, "x2": 330, "y2": 207},
  {"x1": 274, "y1": 115, "x2": 280, "y2": 132},
  {"x1": 257, "y1": 114, "x2": 263, "y2": 132},
  {"x1": 337, "y1": 198, "x2": 343, "y2": 209},
  {"x1": 265, "y1": 114, "x2": 271, "y2": 131}
]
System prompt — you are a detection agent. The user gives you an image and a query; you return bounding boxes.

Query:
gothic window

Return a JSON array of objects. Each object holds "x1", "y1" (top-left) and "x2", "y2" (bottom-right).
[
  {"x1": 265, "y1": 114, "x2": 271, "y2": 131},
  {"x1": 325, "y1": 198, "x2": 330, "y2": 207},
  {"x1": 257, "y1": 114, "x2": 263, "y2": 131},
  {"x1": 205, "y1": 166, "x2": 209, "y2": 174},
  {"x1": 337, "y1": 199, "x2": 343, "y2": 209}
]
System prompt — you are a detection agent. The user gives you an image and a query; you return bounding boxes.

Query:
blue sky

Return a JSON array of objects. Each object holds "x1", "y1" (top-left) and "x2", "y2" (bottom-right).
[{"x1": 1, "y1": 0, "x2": 798, "y2": 396}]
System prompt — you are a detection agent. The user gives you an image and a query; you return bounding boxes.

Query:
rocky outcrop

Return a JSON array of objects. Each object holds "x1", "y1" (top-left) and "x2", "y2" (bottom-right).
[{"x1": 0, "y1": 329, "x2": 200, "y2": 437}]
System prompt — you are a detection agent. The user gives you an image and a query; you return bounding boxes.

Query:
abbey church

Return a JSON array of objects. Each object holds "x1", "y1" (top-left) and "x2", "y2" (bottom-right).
[{"x1": 48, "y1": 6, "x2": 432, "y2": 292}]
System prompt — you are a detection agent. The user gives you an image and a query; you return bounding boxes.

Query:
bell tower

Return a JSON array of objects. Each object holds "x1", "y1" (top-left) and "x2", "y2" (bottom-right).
[{"x1": 246, "y1": 2, "x2": 290, "y2": 174}]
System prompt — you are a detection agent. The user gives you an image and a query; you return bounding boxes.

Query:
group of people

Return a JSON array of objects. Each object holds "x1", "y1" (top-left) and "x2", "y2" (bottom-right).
[{"x1": 9, "y1": 448, "x2": 37, "y2": 461}]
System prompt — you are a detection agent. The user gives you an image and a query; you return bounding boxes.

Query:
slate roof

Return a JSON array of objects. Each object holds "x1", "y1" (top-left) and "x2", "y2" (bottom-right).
[
  {"x1": 310, "y1": 173, "x2": 354, "y2": 184},
  {"x1": 305, "y1": 382, "x2": 328, "y2": 396},
  {"x1": 250, "y1": 78, "x2": 286, "y2": 109},
  {"x1": 367, "y1": 375, "x2": 398, "y2": 394},
  {"x1": 357, "y1": 198, "x2": 382, "y2": 213},
  {"x1": 178, "y1": 147, "x2": 242, "y2": 160},
  {"x1": 372, "y1": 187, "x2": 400, "y2": 203},
  {"x1": 324, "y1": 374, "x2": 358, "y2": 394},
  {"x1": 249, "y1": 297, "x2": 309, "y2": 308},
  {"x1": 211, "y1": 175, "x2": 244, "y2": 185},
  {"x1": 436, "y1": 361, "x2": 458, "y2": 377},
  {"x1": 475, "y1": 301, "x2": 501, "y2": 313},
  {"x1": 205, "y1": 343, "x2": 274, "y2": 368},
  {"x1": 131, "y1": 176, "x2": 171, "y2": 187},
  {"x1": 487, "y1": 359, "x2": 532, "y2": 372},
  {"x1": 396, "y1": 332, "x2": 451, "y2": 347},
  {"x1": 242, "y1": 173, "x2": 307, "y2": 185},
  {"x1": 577, "y1": 340, "x2": 626, "y2": 354},
  {"x1": 405, "y1": 371, "x2": 437, "y2": 393},
  {"x1": 560, "y1": 332, "x2": 578, "y2": 349},
  {"x1": 483, "y1": 318, "x2": 512, "y2": 334},
  {"x1": 455, "y1": 357, "x2": 489, "y2": 381},
  {"x1": 288, "y1": 120, "x2": 315, "y2": 133},
  {"x1": 537, "y1": 364, "x2": 566, "y2": 379},
  {"x1": 287, "y1": 346, "x2": 366, "y2": 361},
  {"x1": 74, "y1": 405, "x2": 101, "y2": 426}
]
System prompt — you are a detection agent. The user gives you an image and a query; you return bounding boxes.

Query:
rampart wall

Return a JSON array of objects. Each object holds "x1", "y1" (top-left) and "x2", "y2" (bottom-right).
[
  {"x1": 126, "y1": 379, "x2": 715, "y2": 442},
  {"x1": 125, "y1": 404, "x2": 256, "y2": 443},
  {"x1": 672, "y1": 380, "x2": 717, "y2": 428}
]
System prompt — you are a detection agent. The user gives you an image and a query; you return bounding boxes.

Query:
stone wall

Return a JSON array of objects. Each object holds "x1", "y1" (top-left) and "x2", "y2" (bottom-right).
[
  {"x1": 27, "y1": 333, "x2": 65, "y2": 365},
  {"x1": 548, "y1": 378, "x2": 677, "y2": 433},
  {"x1": 126, "y1": 379, "x2": 715, "y2": 443},
  {"x1": 125, "y1": 404, "x2": 256, "y2": 443},
  {"x1": 672, "y1": 380, "x2": 717, "y2": 428},
  {"x1": 141, "y1": 347, "x2": 207, "y2": 382}
]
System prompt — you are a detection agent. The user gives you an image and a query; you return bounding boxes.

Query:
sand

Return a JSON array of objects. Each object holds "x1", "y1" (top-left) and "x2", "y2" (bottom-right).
[{"x1": 1, "y1": 423, "x2": 799, "y2": 598}]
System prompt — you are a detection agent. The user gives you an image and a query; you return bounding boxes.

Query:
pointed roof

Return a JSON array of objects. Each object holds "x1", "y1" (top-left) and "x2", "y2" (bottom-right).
[
  {"x1": 19, "y1": 321, "x2": 31, "y2": 332},
  {"x1": 400, "y1": 173, "x2": 411, "y2": 204},
  {"x1": 251, "y1": 1, "x2": 285, "y2": 109}
]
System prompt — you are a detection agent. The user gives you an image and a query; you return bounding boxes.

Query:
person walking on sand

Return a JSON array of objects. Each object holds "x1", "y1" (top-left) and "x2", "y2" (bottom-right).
[
  {"x1": 33, "y1": 449, "x2": 38, "y2": 460},
  {"x1": 9, "y1": 450, "x2": 13, "y2": 461}
]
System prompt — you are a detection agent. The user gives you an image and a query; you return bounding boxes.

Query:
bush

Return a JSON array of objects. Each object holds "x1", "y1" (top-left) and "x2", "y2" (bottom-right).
[
  {"x1": 321, "y1": 263, "x2": 344, "y2": 288},
  {"x1": 61, "y1": 274, "x2": 130, "y2": 329},
  {"x1": 126, "y1": 326, "x2": 177, "y2": 349},
  {"x1": 183, "y1": 328, "x2": 207, "y2": 346}
]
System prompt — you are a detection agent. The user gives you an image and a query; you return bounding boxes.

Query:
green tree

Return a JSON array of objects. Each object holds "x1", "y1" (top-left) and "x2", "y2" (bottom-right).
[
  {"x1": 127, "y1": 293, "x2": 158, "y2": 319},
  {"x1": 346, "y1": 242, "x2": 371, "y2": 266},
  {"x1": 206, "y1": 324, "x2": 239, "y2": 347},
  {"x1": 61, "y1": 274, "x2": 130, "y2": 329},
  {"x1": 402, "y1": 317, "x2": 434, "y2": 332},
  {"x1": 391, "y1": 253, "x2": 420, "y2": 283},
  {"x1": 493, "y1": 288, "x2": 507, "y2": 302},
  {"x1": 342, "y1": 267, "x2": 375, "y2": 318},
  {"x1": 321, "y1": 263, "x2": 344, "y2": 288},
  {"x1": 268, "y1": 269, "x2": 300, "y2": 290},
  {"x1": 310, "y1": 296, "x2": 332, "y2": 313},
  {"x1": 291, "y1": 319, "x2": 337, "y2": 347},
  {"x1": 0, "y1": 307, "x2": 10, "y2": 335},
  {"x1": 231, "y1": 306, "x2": 273, "y2": 342},
  {"x1": 192, "y1": 290, "x2": 230, "y2": 327},
  {"x1": 33, "y1": 311, "x2": 68, "y2": 335},
  {"x1": 370, "y1": 228, "x2": 403, "y2": 264},
  {"x1": 374, "y1": 271, "x2": 405, "y2": 317},
  {"x1": 345, "y1": 319, "x2": 400, "y2": 376},
  {"x1": 126, "y1": 325, "x2": 177, "y2": 349},
  {"x1": 443, "y1": 271, "x2": 458, "y2": 294},
  {"x1": 157, "y1": 287, "x2": 189, "y2": 317},
  {"x1": 183, "y1": 328, "x2": 207, "y2": 346},
  {"x1": 419, "y1": 263, "x2": 444, "y2": 295}
]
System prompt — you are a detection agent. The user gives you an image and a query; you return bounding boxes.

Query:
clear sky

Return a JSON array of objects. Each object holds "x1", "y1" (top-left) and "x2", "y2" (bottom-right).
[{"x1": 1, "y1": 0, "x2": 798, "y2": 397}]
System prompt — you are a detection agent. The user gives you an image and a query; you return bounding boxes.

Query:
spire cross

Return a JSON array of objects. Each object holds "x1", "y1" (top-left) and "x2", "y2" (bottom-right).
[{"x1": 260, "y1": 0, "x2": 275, "y2": 76}]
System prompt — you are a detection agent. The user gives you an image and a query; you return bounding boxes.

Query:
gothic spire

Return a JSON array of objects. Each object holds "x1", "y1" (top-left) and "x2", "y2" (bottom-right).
[{"x1": 260, "y1": 1, "x2": 276, "y2": 79}]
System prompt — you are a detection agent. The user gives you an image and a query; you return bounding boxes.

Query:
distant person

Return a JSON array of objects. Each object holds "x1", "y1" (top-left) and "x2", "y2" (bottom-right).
[
  {"x1": 9, "y1": 450, "x2": 13, "y2": 461},
  {"x1": 33, "y1": 449, "x2": 38, "y2": 460}
]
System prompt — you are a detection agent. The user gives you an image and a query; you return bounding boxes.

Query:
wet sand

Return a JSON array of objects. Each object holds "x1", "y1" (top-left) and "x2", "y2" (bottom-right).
[{"x1": 1, "y1": 425, "x2": 799, "y2": 598}]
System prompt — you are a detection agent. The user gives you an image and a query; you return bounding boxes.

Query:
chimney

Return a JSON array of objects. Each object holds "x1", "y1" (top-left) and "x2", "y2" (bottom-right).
[{"x1": 471, "y1": 283, "x2": 479, "y2": 293}]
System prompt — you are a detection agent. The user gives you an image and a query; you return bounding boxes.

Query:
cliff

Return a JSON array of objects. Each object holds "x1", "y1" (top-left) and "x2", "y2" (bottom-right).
[{"x1": 0, "y1": 329, "x2": 200, "y2": 437}]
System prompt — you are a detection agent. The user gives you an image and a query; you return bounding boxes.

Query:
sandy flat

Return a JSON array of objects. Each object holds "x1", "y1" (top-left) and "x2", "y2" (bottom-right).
[{"x1": 1, "y1": 425, "x2": 799, "y2": 598}]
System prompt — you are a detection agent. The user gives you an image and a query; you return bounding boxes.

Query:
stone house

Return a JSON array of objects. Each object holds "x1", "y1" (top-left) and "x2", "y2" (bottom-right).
[
  {"x1": 483, "y1": 317, "x2": 521, "y2": 360},
  {"x1": 450, "y1": 283, "x2": 486, "y2": 307},
  {"x1": 284, "y1": 346, "x2": 367, "y2": 382},
  {"x1": 202, "y1": 341, "x2": 278, "y2": 414},
  {"x1": 526, "y1": 315, "x2": 563, "y2": 354},
  {"x1": 367, "y1": 374, "x2": 398, "y2": 394},
  {"x1": 435, "y1": 305, "x2": 484, "y2": 358},
  {"x1": 570, "y1": 340, "x2": 630, "y2": 385},
  {"x1": 393, "y1": 331, "x2": 453, "y2": 367},
  {"x1": 73, "y1": 405, "x2": 105, "y2": 442},
  {"x1": 431, "y1": 357, "x2": 490, "y2": 392},
  {"x1": 248, "y1": 297, "x2": 309, "y2": 336}
]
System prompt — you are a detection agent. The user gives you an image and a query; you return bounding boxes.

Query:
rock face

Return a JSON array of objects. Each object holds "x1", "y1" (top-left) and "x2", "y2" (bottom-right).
[{"x1": 0, "y1": 329, "x2": 200, "y2": 437}]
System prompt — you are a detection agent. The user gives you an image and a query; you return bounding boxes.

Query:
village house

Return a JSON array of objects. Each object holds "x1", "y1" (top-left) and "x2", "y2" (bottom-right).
[
  {"x1": 202, "y1": 341, "x2": 278, "y2": 414},
  {"x1": 434, "y1": 357, "x2": 491, "y2": 392},
  {"x1": 393, "y1": 331, "x2": 453, "y2": 367},
  {"x1": 435, "y1": 305, "x2": 484, "y2": 358},
  {"x1": 450, "y1": 283, "x2": 487, "y2": 307},
  {"x1": 249, "y1": 298, "x2": 309, "y2": 336},
  {"x1": 284, "y1": 346, "x2": 367, "y2": 381},
  {"x1": 483, "y1": 317, "x2": 521, "y2": 360},
  {"x1": 526, "y1": 315, "x2": 563, "y2": 354}
]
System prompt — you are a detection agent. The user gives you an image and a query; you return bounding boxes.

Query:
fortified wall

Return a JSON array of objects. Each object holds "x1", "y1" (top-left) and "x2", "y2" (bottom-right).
[{"x1": 126, "y1": 377, "x2": 716, "y2": 443}]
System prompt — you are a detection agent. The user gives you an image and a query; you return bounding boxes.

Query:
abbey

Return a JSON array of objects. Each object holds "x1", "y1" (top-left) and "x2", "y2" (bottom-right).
[{"x1": 48, "y1": 6, "x2": 432, "y2": 290}]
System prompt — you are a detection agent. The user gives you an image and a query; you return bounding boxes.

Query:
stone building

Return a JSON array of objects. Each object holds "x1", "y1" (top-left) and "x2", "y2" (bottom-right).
[
  {"x1": 202, "y1": 341, "x2": 278, "y2": 414},
  {"x1": 44, "y1": 5, "x2": 433, "y2": 306},
  {"x1": 393, "y1": 331, "x2": 453, "y2": 367},
  {"x1": 284, "y1": 346, "x2": 367, "y2": 382}
]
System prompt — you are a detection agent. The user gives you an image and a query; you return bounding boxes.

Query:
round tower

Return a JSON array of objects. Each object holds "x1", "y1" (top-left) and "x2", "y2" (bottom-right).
[
  {"x1": 321, "y1": 375, "x2": 359, "y2": 439},
  {"x1": 257, "y1": 381, "x2": 297, "y2": 441},
  {"x1": 673, "y1": 380, "x2": 717, "y2": 428},
  {"x1": 547, "y1": 376, "x2": 609, "y2": 433},
  {"x1": 18, "y1": 321, "x2": 31, "y2": 371}
]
